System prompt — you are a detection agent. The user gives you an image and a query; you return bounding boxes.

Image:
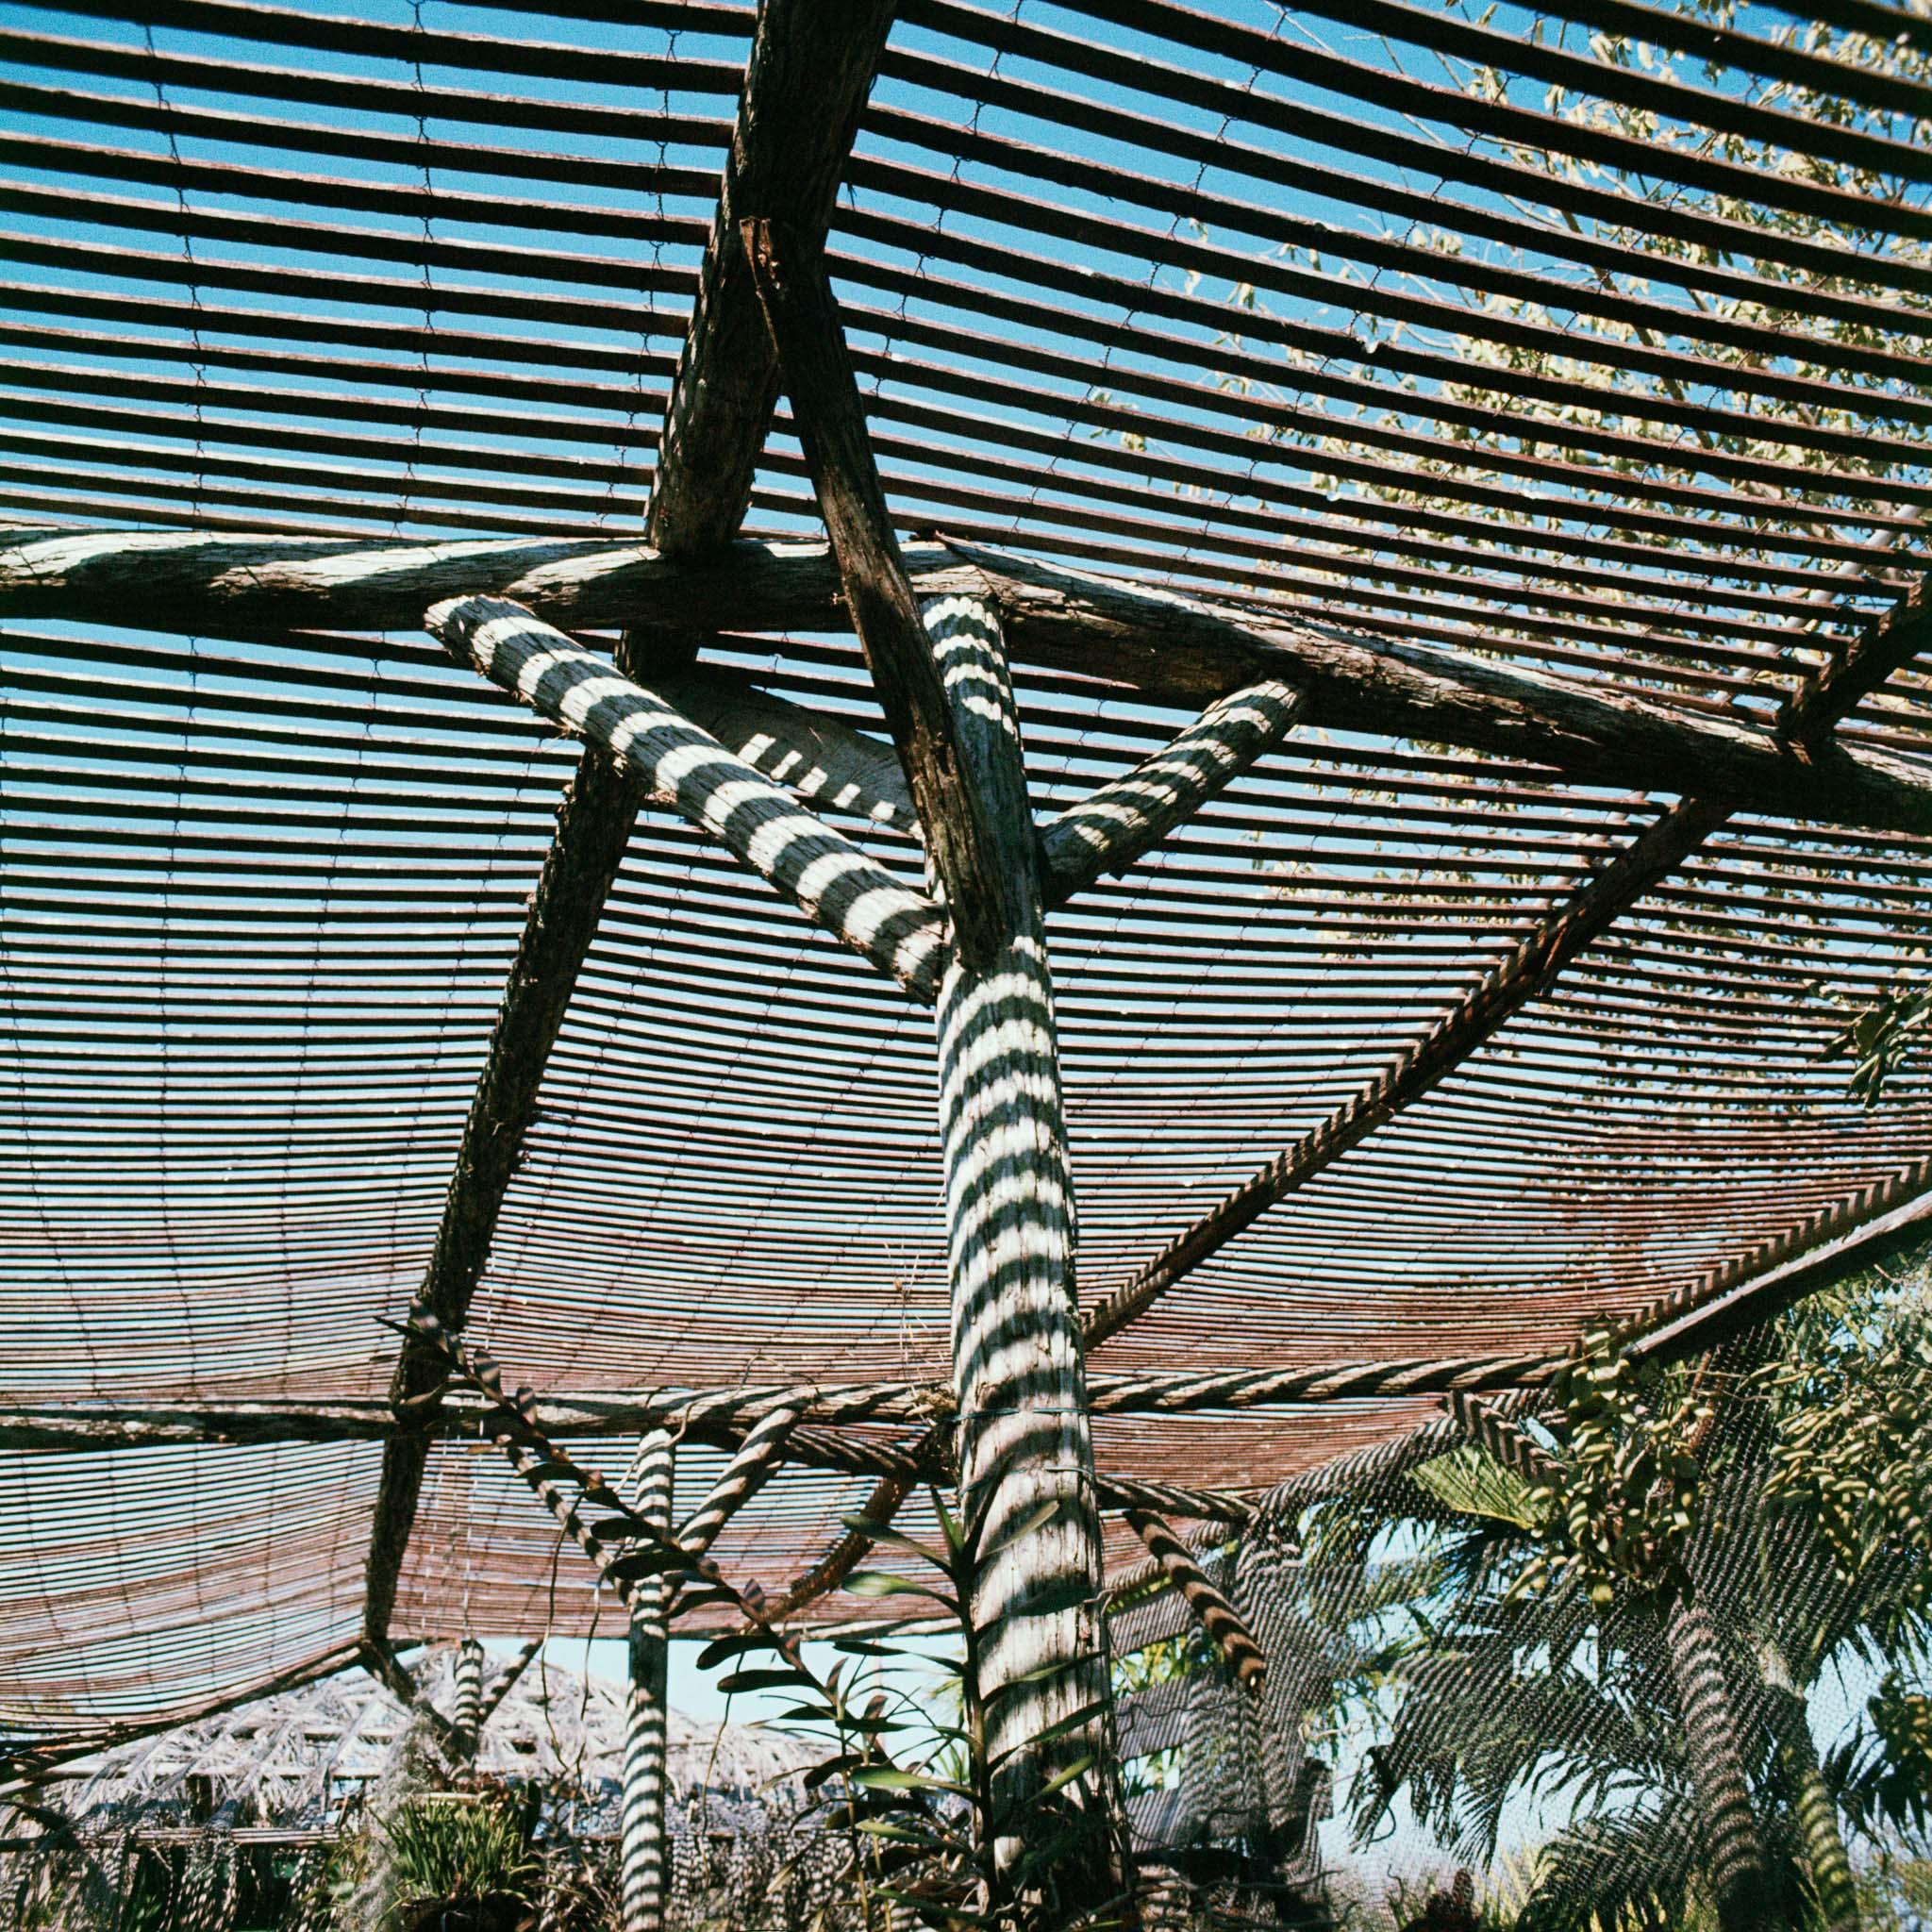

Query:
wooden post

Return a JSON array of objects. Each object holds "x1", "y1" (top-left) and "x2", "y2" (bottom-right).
[
  {"x1": 450, "y1": 1637, "x2": 484, "y2": 1758},
  {"x1": 1664, "y1": 1598, "x2": 1774, "y2": 1932},
  {"x1": 621, "y1": 1431, "x2": 676, "y2": 1932},
  {"x1": 925, "y1": 592, "x2": 1123, "y2": 1906}
]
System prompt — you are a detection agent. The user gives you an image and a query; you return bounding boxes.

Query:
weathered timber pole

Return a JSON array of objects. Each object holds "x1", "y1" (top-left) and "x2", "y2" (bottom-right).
[
  {"x1": 1665, "y1": 1599, "x2": 1774, "y2": 1932},
  {"x1": 426, "y1": 594, "x2": 947, "y2": 999},
  {"x1": 926, "y1": 591, "x2": 1124, "y2": 1902},
  {"x1": 741, "y1": 216, "x2": 1124, "y2": 1901},
  {"x1": 8, "y1": 530, "x2": 1931, "y2": 839},
  {"x1": 0, "y1": 1347, "x2": 1567, "y2": 1452},
  {"x1": 621, "y1": 1432, "x2": 676, "y2": 1932},
  {"x1": 450, "y1": 1637, "x2": 484, "y2": 1758},
  {"x1": 475, "y1": 1639, "x2": 541, "y2": 1732},
  {"x1": 1122, "y1": 1510, "x2": 1266, "y2": 1692}
]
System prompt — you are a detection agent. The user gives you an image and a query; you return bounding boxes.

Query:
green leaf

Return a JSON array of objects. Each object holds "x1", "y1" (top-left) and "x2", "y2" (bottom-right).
[
  {"x1": 980, "y1": 1498, "x2": 1063, "y2": 1563},
  {"x1": 842, "y1": 1572, "x2": 958, "y2": 1609},
  {"x1": 850, "y1": 1767, "x2": 974, "y2": 1800},
  {"x1": 841, "y1": 1516, "x2": 955, "y2": 1572},
  {"x1": 718, "y1": 1667, "x2": 818, "y2": 1694},
  {"x1": 603, "y1": 1546, "x2": 691, "y2": 1584},
  {"x1": 988, "y1": 1700, "x2": 1110, "y2": 1768}
]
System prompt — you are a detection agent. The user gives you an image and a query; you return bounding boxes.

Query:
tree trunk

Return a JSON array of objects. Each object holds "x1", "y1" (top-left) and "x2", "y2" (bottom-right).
[
  {"x1": 926, "y1": 592, "x2": 1128, "y2": 1920},
  {"x1": 1665, "y1": 1600, "x2": 1778, "y2": 1932},
  {"x1": 451, "y1": 1637, "x2": 484, "y2": 1759},
  {"x1": 1764, "y1": 1669, "x2": 1859, "y2": 1932},
  {"x1": 621, "y1": 1432, "x2": 676, "y2": 1932}
]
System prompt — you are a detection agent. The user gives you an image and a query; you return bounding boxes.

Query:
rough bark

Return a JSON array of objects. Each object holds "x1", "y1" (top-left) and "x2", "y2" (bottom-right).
[
  {"x1": 1764, "y1": 1676, "x2": 1858, "y2": 1932},
  {"x1": 1123, "y1": 1509, "x2": 1267, "y2": 1692},
  {"x1": 646, "y1": 0, "x2": 898, "y2": 553},
  {"x1": 450, "y1": 1637, "x2": 484, "y2": 1759},
  {"x1": 924, "y1": 591, "x2": 1124, "y2": 1907},
  {"x1": 6, "y1": 528, "x2": 1928, "y2": 837},
  {"x1": 1664, "y1": 1600, "x2": 1775, "y2": 1932},
  {"x1": 621, "y1": 1433, "x2": 676, "y2": 1932}
]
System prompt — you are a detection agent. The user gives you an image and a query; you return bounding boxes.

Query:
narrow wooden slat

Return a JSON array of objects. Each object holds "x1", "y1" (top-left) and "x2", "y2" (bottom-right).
[
  {"x1": 426, "y1": 594, "x2": 946, "y2": 998},
  {"x1": 1080, "y1": 574, "x2": 1932, "y2": 1351}
]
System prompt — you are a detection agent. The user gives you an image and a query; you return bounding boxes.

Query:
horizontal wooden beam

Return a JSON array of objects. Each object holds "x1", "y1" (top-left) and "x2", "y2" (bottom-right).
[
  {"x1": 0, "y1": 1350, "x2": 1559, "y2": 1454},
  {"x1": 428, "y1": 593, "x2": 947, "y2": 999},
  {"x1": 8, "y1": 528, "x2": 1927, "y2": 835}
]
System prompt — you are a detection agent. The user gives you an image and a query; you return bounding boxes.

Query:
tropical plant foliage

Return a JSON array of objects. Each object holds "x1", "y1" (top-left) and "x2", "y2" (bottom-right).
[
  {"x1": 1323, "y1": 1265, "x2": 1932, "y2": 1932},
  {"x1": 699, "y1": 1490, "x2": 1133, "y2": 1932}
]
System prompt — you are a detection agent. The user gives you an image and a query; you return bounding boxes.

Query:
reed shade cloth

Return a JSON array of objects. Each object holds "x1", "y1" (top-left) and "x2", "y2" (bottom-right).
[{"x1": 0, "y1": 0, "x2": 1928, "y2": 1745}]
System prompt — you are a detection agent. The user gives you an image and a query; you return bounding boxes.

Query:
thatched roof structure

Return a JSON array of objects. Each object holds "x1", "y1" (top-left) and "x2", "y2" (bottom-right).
[{"x1": 49, "y1": 1649, "x2": 806, "y2": 1844}]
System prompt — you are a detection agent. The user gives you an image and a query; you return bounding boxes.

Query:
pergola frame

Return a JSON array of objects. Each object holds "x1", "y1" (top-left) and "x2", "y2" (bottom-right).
[{"x1": 5, "y1": 0, "x2": 1932, "y2": 1920}]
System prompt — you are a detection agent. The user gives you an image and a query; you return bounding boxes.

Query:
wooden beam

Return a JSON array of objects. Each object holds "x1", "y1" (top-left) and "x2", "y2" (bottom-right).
[
  {"x1": 742, "y1": 218, "x2": 1008, "y2": 970},
  {"x1": 923, "y1": 591, "x2": 1121, "y2": 1892},
  {"x1": 450, "y1": 1637, "x2": 484, "y2": 1758},
  {"x1": 475, "y1": 1639, "x2": 541, "y2": 1731},
  {"x1": 427, "y1": 594, "x2": 947, "y2": 999},
  {"x1": 621, "y1": 1433, "x2": 675, "y2": 1932},
  {"x1": 648, "y1": 0, "x2": 898, "y2": 555},
  {"x1": 1038, "y1": 677, "x2": 1303, "y2": 907},
  {"x1": 675, "y1": 1405, "x2": 801, "y2": 1560},
  {"x1": 354, "y1": 0, "x2": 901, "y2": 1664},
  {"x1": 0, "y1": 1350, "x2": 1566, "y2": 1454},
  {"x1": 8, "y1": 528, "x2": 1927, "y2": 837},
  {"x1": 1122, "y1": 1510, "x2": 1266, "y2": 1693}
]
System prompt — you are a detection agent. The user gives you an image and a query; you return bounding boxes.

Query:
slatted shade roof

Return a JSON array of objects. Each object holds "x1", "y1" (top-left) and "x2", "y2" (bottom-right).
[{"x1": 1, "y1": 0, "x2": 1929, "y2": 1749}]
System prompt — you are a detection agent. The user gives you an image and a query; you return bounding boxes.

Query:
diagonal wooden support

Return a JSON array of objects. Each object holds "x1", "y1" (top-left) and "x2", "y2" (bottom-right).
[
  {"x1": 675, "y1": 1405, "x2": 802, "y2": 1561},
  {"x1": 429, "y1": 595, "x2": 947, "y2": 999},
  {"x1": 357, "y1": 0, "x2": 902, "y2": 1665},
  {"x1": 1084, "y1": 571, "x2": 1932, "y2": 1356},
  {"x1": 742, "y1": 216, "x2": 1009, "y2": 971},
  {"x1": 1122, "y1": 1508, "x2": 1267, "y2": 1694},
  {"x1": 475, "y1": 1639, "x2": 541, "y2": 1732},
  {"x1": 1038, "y1": 678, "x2": 1303, "y2": 907}
]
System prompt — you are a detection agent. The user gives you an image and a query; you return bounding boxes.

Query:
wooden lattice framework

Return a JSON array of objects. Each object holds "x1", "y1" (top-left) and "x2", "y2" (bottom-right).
[{"x1": 2, "y1": 0, "x2": 1932, "y2": 1917}]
